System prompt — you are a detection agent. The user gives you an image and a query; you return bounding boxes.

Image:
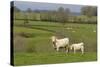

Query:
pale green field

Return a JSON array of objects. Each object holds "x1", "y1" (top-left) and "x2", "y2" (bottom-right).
[{"x1": 13, "y1": 20, "x2": 97, "y2": 66}]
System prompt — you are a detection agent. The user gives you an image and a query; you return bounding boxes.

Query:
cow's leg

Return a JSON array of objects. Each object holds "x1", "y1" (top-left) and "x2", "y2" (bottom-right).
[
  {"x1": 56, "y1": 47, "x2": 59, "y2": 51},
  {"x1": 74, "y1": 48, "x2": 76, "y2": 54},
  {"x1": 81, "y1": 47, "x2": 84, "y2": 54},
  {"x1": 65, "y1": 46, "x2": 68, "y2": 53}
]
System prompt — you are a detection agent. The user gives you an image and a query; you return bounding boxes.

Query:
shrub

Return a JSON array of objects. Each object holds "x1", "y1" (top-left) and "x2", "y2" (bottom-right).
[{"x1": 18, "y1": 32, "x2": 34, "y2": 38}]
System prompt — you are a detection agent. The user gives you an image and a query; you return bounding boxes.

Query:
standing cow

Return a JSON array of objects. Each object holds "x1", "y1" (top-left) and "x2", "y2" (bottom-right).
[
  {"x1": 51, "y1": 36, "x2": 69, "y2": 53},
  {"x1": 70, "y1": 42, "x2": 84, "y2": 54}
]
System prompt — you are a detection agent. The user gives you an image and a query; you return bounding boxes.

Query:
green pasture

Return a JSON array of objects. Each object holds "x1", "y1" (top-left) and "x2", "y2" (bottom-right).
[
  {"x1": 13, "y1": 20, "x2": 97, "y2": 66},
  {"x1": 14, "y1": 52, "x2": 97, "y2": 66}
]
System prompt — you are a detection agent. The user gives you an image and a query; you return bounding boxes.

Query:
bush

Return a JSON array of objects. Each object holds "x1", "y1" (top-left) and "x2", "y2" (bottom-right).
[{"x1": 18, "y1": 32, "x2": 35, "y2": 38}]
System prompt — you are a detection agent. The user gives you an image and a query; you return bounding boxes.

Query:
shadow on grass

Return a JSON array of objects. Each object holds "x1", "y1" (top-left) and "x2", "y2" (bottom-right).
[
  {"x1": 15, "y1": 24, "x2": 56, "y2": 33},
  {"x1": 15, "y1": 24, "x2": 68, "y2": 37}
]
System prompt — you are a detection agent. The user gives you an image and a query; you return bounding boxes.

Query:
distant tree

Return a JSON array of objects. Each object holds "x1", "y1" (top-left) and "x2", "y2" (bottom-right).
[
  {"x1": 34, "y1": 9, "x2": 40, "y2": 13},
  {"x1": 57, "y1": 7, "x2": 65, "y2": 24},
  {"x1": 56, "y1": 7, "x2": 71, "y2": 36},
  {"x1": 58, "y1": 7, "x2": 65, "y2": 13},
  {"x1": 65, "y1": 8, "x2": 70, "y2": 21},
  {"x1": 81, "y1": 6, "x2": 97, "y2": 17},
  {"x1": 26, "y1": 8, "x2": 33, "y2": 13},
  {"x1": 24, "y1": 8, "x2": 33, "y2": 24},
  {"x1": 14, "y1": 6, "x2": 21, "y2": 12},
  {"x1": 24, "y1": 13, "x2": 29, "y2": 26},
  {"x1": 94, "y1": 7, "x2": 97, "y2": 16},
  {"x1": 57, "y1": 7, "x2": 70, "y2": 25}
]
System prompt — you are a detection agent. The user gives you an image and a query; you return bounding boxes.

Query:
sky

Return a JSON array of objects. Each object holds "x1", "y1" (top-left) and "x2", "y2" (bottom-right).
[{"x1": 14, "y1": 1, "x2": 86, "y2": 13}]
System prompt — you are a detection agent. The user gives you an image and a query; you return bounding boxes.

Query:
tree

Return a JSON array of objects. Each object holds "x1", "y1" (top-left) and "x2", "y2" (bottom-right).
[
  {"x1": 81, "y1": 6, "x2": 97, "y2": 17},
  {"x1": 93, "y1": 7, "x2": 97, "y2": 16},
  {"x1": 58, "y1": 7, "x2": 65, "y2": 13},
  {"x1": 24, "y1": 13, "x2": 29, "y2": 26},
  {"x1": 56, "y1": 7, "x2": 71, "y2": 37},
  {"x1": 57, "y1": 7, "x2": 65, "y2": 24},
  {"x1": 24, "y1": 8, "x2": 33, "y2": 25},
  {"x1": 14, "y1": 6, "x2": 21, "y2": 12},
  {"x1": 26, "y1": 8, "x2": 33, "y2": 13},
  {"x1": 65, "y1": 8, "x2": 70, "y2": 22},
  {"x1": 57, "y1": 7, "x2": 70, "y2": 25}
]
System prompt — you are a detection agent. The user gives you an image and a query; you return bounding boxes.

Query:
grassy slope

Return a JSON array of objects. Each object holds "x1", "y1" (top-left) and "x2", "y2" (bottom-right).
[{"x1": 13, "y1": 21, "x2": 97, "y2": 66}]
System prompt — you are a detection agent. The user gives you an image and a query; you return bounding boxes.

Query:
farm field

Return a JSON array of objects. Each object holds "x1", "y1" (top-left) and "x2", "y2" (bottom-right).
[
  {"x1": 14, "y1": 52, "x2": 97, "y2": 66},
  {"x1": 13, "y1": 20, "x2": 97, "y2": 66}
]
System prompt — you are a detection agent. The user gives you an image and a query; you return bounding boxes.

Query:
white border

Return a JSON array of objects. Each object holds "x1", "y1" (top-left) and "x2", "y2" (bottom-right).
[{"x1": 0, "y1": 0, "x2": 99, "y2": 67}]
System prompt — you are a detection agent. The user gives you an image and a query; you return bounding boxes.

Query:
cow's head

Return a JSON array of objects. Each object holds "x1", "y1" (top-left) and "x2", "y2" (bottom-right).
[{"x1": 51, "y1": 36, "x2": 57, "y2": 49}]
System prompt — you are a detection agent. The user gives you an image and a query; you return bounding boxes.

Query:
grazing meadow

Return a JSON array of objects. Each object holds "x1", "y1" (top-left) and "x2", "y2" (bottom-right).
[
  {"x1": 13, "y1": 20, "x2": 97, "y2": 66},
  {"x1": 12, "y1": 1, "x2": 97, "y2": 66}
]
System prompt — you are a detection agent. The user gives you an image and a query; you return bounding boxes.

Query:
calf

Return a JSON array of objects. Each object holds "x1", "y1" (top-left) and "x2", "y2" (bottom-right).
[{"x1": 70, "y1": 42, "x2": 84, "y2": 54}]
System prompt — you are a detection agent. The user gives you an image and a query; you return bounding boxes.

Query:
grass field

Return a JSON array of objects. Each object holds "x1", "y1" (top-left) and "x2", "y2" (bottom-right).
[
  {"x1": 14, "y1": 52, "x2": 97, "y2": 66},
  {"x1": 13, "y1": 20, "x2": 97, "y2": 66}
]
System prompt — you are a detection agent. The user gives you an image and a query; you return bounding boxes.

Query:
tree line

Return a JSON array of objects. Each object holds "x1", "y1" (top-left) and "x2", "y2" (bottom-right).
[{"x1": 13, "y1": 6, "x2": 97, "y2": 24}]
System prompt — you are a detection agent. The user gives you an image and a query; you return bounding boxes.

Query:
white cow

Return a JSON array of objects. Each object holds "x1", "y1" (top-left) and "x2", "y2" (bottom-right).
[
  {"x1": 70, "y1": 42, "x2": 84, "y2": 54},
  {"x1": 51, "y1": 36, "x2": 69, "y2": 53}
]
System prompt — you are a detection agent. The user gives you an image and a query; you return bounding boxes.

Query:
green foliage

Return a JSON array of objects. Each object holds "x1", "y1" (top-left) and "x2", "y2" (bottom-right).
[
  {"x1": 14, "y1": 12, "x2": 97, "y2": 24},
  {"x1": 57, "y1": 7, "x2": 70, "y2": 24},
  {"x1": 13, "y1": 5, "x2": 97, "y2": 24},
  {"x1": 81, "y1": 6, "x2": 97, "y2": 17}
]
